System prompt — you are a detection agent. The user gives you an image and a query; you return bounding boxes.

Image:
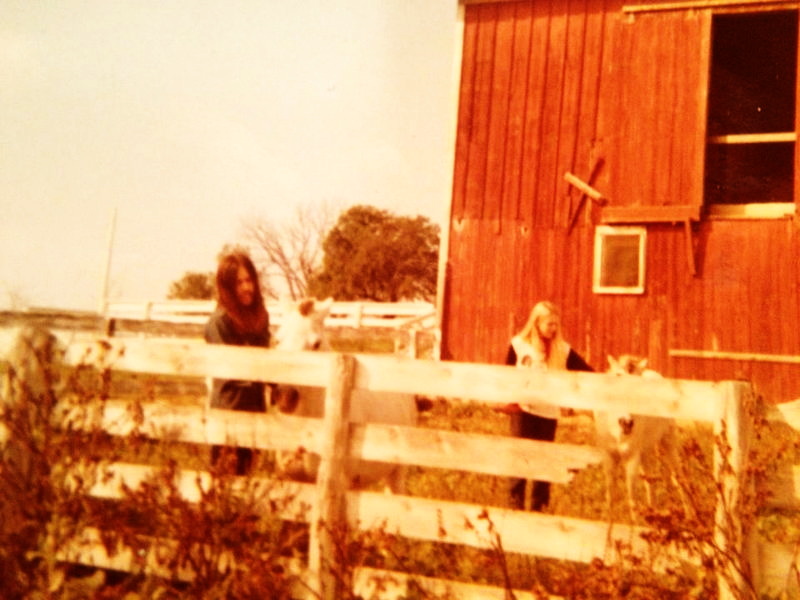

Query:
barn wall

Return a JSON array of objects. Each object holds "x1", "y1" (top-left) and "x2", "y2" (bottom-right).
[{"x1": 443, "y1": 0, "x2": 800, "y2": 402}]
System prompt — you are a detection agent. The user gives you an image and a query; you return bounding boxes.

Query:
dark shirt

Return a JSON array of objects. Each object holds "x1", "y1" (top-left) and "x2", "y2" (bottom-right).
[
  {"x1": 505, "y1": 345, "x2": 594, "y2": 372},
  {"x1": 205, "y1": 309, "x2": 270, "y2": 411}
]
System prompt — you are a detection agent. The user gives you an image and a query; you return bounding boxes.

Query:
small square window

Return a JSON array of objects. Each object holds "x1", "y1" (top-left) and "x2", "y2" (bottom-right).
[{"x1": 593, "y1": 226, "x2": 646, "y2": 294}]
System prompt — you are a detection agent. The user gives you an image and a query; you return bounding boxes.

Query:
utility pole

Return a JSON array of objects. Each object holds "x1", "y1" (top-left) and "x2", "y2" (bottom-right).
[{"x1": 98, "y1": 207, "x2": 117, "y2": 316}]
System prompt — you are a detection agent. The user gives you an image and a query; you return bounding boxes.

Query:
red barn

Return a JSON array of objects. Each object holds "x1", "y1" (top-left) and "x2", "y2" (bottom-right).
[{"x1": 439, "y1": 0, "x2": 800, "y2": 402}]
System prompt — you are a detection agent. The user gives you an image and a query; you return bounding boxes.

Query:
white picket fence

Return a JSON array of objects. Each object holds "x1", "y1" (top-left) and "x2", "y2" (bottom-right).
[{"x1": 0, "y1": 331, "x2": 757, "y2": 599}]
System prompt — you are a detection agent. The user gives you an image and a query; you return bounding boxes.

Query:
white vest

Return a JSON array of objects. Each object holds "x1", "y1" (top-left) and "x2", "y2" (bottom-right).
[{"x1": 510, "y1": 335, "x2": 569, "y2": 419}]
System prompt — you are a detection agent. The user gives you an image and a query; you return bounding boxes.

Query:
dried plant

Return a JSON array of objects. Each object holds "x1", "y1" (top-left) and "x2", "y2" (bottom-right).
[{"x1": 1, "y1": 326, "x2": 793, "y2": 599}]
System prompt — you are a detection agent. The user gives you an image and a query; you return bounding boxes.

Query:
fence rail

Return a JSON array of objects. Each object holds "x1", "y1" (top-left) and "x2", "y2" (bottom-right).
[
  {"x1": 104, "y1": 299, "x2": 436, "y2": 330},
  {"x1": 2, "y1": 331, "x2": 755, "y2": 599}
]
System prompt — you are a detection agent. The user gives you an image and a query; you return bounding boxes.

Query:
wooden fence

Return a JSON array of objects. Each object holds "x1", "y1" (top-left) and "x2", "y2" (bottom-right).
[
  {"x1": 2, "y1": 332, "x2": 756, "y2": 599},
  {"x1": 759, "y1": 401, "x2": 800, "y2": 597},
  {"x1": 104, "y1": 299, "x2": 436, "y2": 330},
  {"x1": 102, "y1": 299, "x2": 438, "y2": 358}
]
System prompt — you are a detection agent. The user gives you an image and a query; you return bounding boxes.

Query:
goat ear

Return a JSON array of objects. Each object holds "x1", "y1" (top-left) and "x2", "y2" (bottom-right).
[
  {"x1": 607, "y1": 355, "x2": 618, "y2": 369},
  {"x1": 298, "y1": 298, "x2": 316, "y2": 317},
  {"x1": 638, "y1": 358, "x2": 649, "y2": 370}
]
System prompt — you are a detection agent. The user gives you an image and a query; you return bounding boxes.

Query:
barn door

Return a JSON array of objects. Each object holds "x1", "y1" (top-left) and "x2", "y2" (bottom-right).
[{"x1": 606, "y1": 10, "x2": 711, "y2": 211}]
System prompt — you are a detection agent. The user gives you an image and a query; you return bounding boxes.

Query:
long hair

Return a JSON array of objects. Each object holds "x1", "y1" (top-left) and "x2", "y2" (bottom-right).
[
  {"x1": 515, "y1": 300, "x2": 569, "y2": 370},
  {"x1": 215, "y1": 252, "x2": 268, "y2": 334}
]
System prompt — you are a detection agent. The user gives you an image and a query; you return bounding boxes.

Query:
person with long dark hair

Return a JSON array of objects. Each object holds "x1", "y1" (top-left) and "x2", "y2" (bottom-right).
[{"x1": 205, "y1": 251, "x2": 270, "y2": 474}]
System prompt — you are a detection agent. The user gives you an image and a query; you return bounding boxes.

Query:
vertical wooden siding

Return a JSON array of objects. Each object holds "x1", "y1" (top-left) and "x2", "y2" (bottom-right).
[
  {"x1": 607, "y1": 10, "x2": 710, "y2": 208},
  {"x1": 452, "y1": 0, "x2": 610, "y2": 228},
  {"x1": 444, "y1": 0, "x2": 800, "y2": 401}
]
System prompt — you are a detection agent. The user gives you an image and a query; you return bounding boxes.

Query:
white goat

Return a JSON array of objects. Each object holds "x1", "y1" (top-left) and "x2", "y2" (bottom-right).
[
  {"x1": 594, "y1": 355, "x2": 685, "y2": 519},
  {"x1": 272, "y1": 298, "x2": 417, "y2": 493}
]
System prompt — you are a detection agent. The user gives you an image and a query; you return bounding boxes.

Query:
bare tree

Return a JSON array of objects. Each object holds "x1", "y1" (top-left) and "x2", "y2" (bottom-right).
[{"x1": 241, "y1": 201, "x2": 338, "y2": 300}]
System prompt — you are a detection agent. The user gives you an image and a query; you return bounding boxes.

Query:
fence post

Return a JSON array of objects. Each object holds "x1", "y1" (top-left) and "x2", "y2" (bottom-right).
[
  {"x1": 714, "y1": 381, "x2": 755, "y2": 600},
  {"x1": 308, "y1": 353, "x2": 356, "y2": 600}
]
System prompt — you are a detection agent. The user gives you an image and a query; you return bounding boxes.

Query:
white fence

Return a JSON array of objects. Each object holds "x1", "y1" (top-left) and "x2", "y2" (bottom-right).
[
  {"x1": 0, "y1": 331, "x2": 757, "y2": 599},
  {"x1": 104, "y1": 299, "x2": 436, "y2": 330}
]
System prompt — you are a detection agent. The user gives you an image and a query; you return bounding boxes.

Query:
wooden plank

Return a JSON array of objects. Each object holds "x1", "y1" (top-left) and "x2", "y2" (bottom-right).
[
  {"x1": 764, "y1": 464, "x2": 800, "y2": 509},
  {"x1": 464, "y1": 0, "x2": 529, "y2": 4},
  {"x1": 483, "y1": 1, "x2": 516, "y2": 225},
  {"x1": 63, "y1": 337, "x2": 332, "y2": 387},
  {"x1": 500, "y1": 1, "x2": 533, "y2": 222},
  {"x1": 555, "y1": 2, "x2": 589, "y2": 228},
  {"x1": 538, "y1": 0, "x2": 568, "y2": 228},
  {"x1": 679, "y1": 10, "x2": 711, "y2": 217},
  {"x1": 708, "y1": 132, "x2": 796, "y2": 144},
  {"x1": 564, "y1": 171, "x2": 604, "y2": 201},
  {"x1": 769, "y1": 398, "x2": 800, "y2": 428},
  {"x1": 518, "y1": 0, "x2": 551, "y2": 225},
  {"x1": 713, "y1": 381, "x2": 755, "y2": 600},
  {"x1": 752, "y1": 539, "x2": 800, "y2": 599},
  {"x1": 58, "y1": 524, "x2": 567, "y2": 600},
  {"x1": 707, "y1": 203, "x2": 796, "y2": 220},
  {"x1": 309, "y1": 353, "x2": 355, "y2": 600},
  {"x1": 80, "y1": 462, "x2": 316, "y2": 519},
  {"x1": 670, "y1": 349, "x2": 800, "y2": 364},
  {"x1": 353, "y1": 354, "x2": 727, "y2": 422},
  {"x1": 57, "y1": 399, "x2": 600, "y2": 485},
  {"x1": 347, "y1": 491, "x2": 698, "y2": 568},
  {"x1": 463, "y1": 3, "x2": 499, "y2": 219},
  {"x1": 608, "y1": 11, "x2": 708, "y2": 211},
  {"x1": 452, "y1": 6, "x2": 480, "y2": 221},
  {"x1": 683, "y1": 219, "x2": 697, "y2": 276},
  {"x1": 353, "y1": 566, "x2": 564, "y2": 600},
  {"x1": 56, "y1": 526, "x2": 311, "y2": 597},
  {"x1": 623, "y1": 0, "x2": 798, "y2": 13},
  {"x1": 601, "y1": 204, "x2": 701, "y2": 223},
  {"x1": 352, "y1": 422, "x2": 605, "y2": 482},
  {"x1": 57, "y1": 400, "x2": 324, "y2": 454}
]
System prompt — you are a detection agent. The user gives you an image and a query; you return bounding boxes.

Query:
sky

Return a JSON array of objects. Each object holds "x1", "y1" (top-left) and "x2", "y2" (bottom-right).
[{"x1": 1, "y1": 1, "x2": 461, "y2": 311}]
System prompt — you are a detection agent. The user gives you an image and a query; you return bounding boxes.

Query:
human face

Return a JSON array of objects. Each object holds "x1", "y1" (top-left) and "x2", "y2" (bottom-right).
[
  {"x1": 536, "y1": 313, "x2": 559, "y2": 341},
  {"x1": 234, "y1": 265, "x2": 256, "y2": 307}
]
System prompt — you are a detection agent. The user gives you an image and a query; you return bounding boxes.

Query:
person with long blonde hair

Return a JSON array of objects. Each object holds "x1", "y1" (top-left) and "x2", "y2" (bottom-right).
[
  {"x1": 205, "y1": 251, "x2": 270, "y2": 474},
  {"x1": 505, "y1": 301, "x2": 593, "y2": 511}
]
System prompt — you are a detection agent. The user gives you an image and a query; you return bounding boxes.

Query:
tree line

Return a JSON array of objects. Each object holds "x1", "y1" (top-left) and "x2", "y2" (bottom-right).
[{"x1": 167, "y1": 204, "x2": 440, "y2": 303}]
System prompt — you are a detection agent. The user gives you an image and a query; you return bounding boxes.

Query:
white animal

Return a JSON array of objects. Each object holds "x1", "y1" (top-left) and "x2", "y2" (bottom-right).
[
  {"x1": 594, "y1": 355, "x2": 685, "y2": 519},
  {"x1": 273, "y1": 298, "x2": 417, "y2": 493}
]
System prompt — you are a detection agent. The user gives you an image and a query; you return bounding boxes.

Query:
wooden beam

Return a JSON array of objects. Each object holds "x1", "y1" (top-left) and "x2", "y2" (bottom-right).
[
  {"x1": 564, "y1": 172, "x2": 605, "y2": 202},
  {"x1": 713, "y1": 382, "x2": 755, "y2": 599},
  {"x1": 601, "y1": 204, "x2": 701, "y2": 224},
  {"x1": 565, "y1": 159, "x2": 606, "y2": 234},
  {"x1": 683, "y1": 219, "x2": 697, "y2": 276},
  {"x1": 708, "y1": 132, "x2": 796, "y2": 144},
  {"x1": 462, "y1": 0, "x2": 525, "y2": 4},
  {"x1": 353, "y1": 567, "x2": 559, "y2": 600},
  {"x1": 707, "y1": 202, "x2": 796, "y2": 220},
  {"x1": 623, "y1": 0, "x2": 797, "y2": 13},
  {"x1": 670, "y1": 349, "x2": 800, "y2": 364},
  {"x1": 685, "y1": 349, "x2": 800, "y2": 364},
  {"x1": 309, "y1": 353, "x2": 356, "y2": 600}
]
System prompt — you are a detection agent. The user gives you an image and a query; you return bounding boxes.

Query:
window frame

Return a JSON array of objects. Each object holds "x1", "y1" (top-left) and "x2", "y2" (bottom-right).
[
  {"x1": 592, "y1": 225, "x2": 647, "y2": 295},
  {"x1": 704, "y1": 9, "x2": 798, "y2": 215}
]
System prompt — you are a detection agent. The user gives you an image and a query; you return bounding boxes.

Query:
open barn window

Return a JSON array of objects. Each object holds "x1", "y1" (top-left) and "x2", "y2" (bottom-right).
[
  {"x1": 593, "y1": 226, "x2": 646, "y2": 295},
  {"x1": 705, "y1": 10, "x2": 797, "y2": 215}
]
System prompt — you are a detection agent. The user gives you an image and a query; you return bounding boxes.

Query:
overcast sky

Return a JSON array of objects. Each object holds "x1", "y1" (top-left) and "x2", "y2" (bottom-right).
[{"x1": 1, "y1": 1, "x2": 460, "y2": 311}]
